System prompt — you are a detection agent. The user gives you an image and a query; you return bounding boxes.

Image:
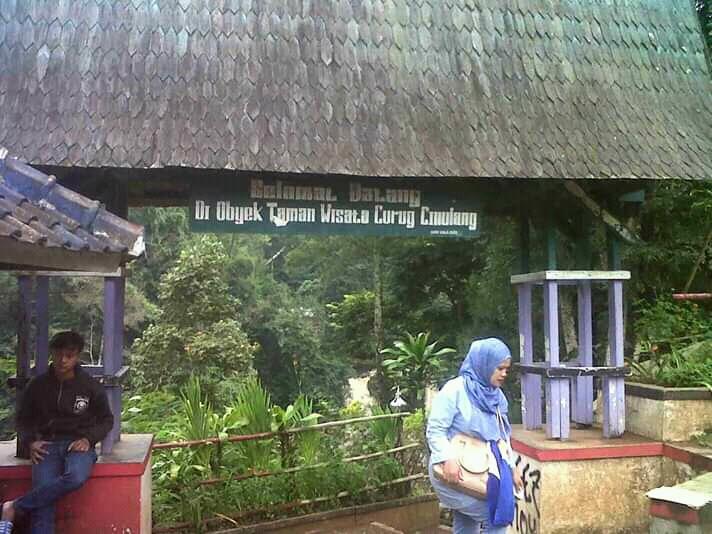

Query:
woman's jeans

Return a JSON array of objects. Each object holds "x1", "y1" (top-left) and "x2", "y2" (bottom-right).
[
  {"x1": 14, "y1": 440, "x2": 97, "y2": 534},
  {"x1": 453, "y1": 509, "x2": 508, "y2": 534}
]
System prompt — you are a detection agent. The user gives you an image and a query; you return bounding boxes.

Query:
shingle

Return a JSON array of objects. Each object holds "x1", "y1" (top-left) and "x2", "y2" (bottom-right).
[{"x1": 0, "y1": 0, "x2": 709, "y2": 180}]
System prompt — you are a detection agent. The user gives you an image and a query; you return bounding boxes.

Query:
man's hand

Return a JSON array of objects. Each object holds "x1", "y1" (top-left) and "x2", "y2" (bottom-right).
[
  {"x1": 29, "y1": 440, "x2": 49, "y2": 464},
  {"x1": 67, "y1": 438, "x2": 91, "y2": 453},
  {"x1": 440, "y1": 459, "x2": 462, "y2": 484}
]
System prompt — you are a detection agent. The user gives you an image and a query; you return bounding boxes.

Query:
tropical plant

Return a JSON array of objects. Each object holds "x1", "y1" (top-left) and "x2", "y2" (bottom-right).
[
  {"x1": 230, "y1": 377, "x2": 275, "y2": 471},
  {"x1": 271, "y1": 395, "x2": 322, "y2": 467},
  {"x1": 381, "y1": 332, "x2": 456, "y2": 409},
  {"x1": 369, "y1": 405, "x2": 399, "y2": 451}
]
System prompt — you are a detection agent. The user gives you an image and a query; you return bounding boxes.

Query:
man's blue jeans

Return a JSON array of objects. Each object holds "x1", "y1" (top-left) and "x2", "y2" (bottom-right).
[{"x1": 14, "y1": 440, "x2": 97, "y2": 534}]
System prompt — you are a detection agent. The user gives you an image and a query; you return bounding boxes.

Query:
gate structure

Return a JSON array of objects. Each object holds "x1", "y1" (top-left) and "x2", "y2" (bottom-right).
[{"x1": 0, "y1": 1, "x2": 711, "y2": 532}]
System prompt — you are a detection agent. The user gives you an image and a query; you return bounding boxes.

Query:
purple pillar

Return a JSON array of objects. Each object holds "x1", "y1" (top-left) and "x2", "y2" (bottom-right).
[
  {"x1": 603, "y1": 280, "x2": 625, "y2": 437},
  {"x1": 543, "y1": 281, "x2": 569, "y2": 439},
  {"x1": 543, "y1": 281, "x2": 559, "y2": 365},
  {"x1": 572, "y1": 281, "x2": 593, "y2": 425},
  {"x1": 35, "y1": 276, "x2": 50, "y2": 374},
  {"x1": 102, "y1": 276, "x2": 125, "y2": 454},
  {"x1": 545, "y1": 378, "x2": 570, "y2": 439},
  {"x1": 518, "y1": 284, "x2": 541, "y2": 429}
]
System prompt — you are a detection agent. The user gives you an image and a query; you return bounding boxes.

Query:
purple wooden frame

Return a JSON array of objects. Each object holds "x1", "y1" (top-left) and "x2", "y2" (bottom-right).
[
  {"x1": 102, "y1": 276, "x2": 125, "y2": 454},
  {"x1": 518, "y1": 284, "x2": 541, "y2": 429},
  {"x1": 512, "y1": 272, "x2": 628, "y2": 440}
]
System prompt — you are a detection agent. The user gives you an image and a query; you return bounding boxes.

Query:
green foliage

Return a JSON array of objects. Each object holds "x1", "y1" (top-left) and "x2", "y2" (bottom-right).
[
  {"x1": 230, "y1": 377, "x2": 275, "y2": 471},
  {"x1": 179, "y1": 377, "x2": 221, "y2": 472},
  {"x1": 628, "y1": 341, "x2": 712, "y2": 390},
  {"x1": 130, "y1": 236, "x2": 256, "y2": 400},
  {"x1": 691, "y1": 428, "x2": 712, "y2": 448},
  {"x1": 271, "y1": 395, "x2": 322, "y2": 465},
  {"x1": 148, "y1": 381, "x2": 414, "y2": 529},
  {"x1": 697, "y1": 0, "x2": 711, "y2": 54},
  {"x1": 630, "y1": 181, "x2": 712, "y2": 295},
  {"x1": 381, "y1": 332, "x2": 456, "y2": 408},
  {"x1": 634, "y1": 298, "x2": 711, "y2": 350},
  {"x1": 403, "y1": 409, "x2": 426, "y2": 445},
  {"x1": 0, "y1": 357, "x2": 15, "y2": 440},
  {"x1": 326, "y1": 291, "x2": 376, "y2": 368},
  {"x1": 463, "y1": 224, "x2": 519, "y2": 361},
  {"x1": 368, "y1": 405, "x2": 399, "y2": 451},
  {"x1": 121, "y1": 391, "x2": 182, "y2": 441}
]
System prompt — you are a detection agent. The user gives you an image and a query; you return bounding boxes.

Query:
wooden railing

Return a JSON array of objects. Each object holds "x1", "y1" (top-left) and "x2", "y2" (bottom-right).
[{"x1": 150, "y1": 412, "x2": 427, "y2": 533}]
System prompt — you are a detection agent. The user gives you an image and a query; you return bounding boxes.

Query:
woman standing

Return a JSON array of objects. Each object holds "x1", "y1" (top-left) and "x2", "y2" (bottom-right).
[{"x1": 427, "y1": 338, "x2": 522, "y2": 533}]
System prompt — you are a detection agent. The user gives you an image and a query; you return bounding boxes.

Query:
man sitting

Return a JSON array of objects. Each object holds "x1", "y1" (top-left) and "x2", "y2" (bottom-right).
[{"x1": 1, "y1": 331, "x2": 114, "y2": 534}]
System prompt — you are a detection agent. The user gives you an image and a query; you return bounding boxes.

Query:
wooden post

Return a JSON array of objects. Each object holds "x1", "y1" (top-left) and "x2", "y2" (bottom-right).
[
  {"x1": 573, "y1": 281, "x2": 593, "y2": 425},
  {"x1": 607, "y1": 228, "x2": 621, "y2": 270},
  {"x1": 546, "y1": 224, "x2": 557, "y2": 270},
  {"x1": 35, "y1": 276, "x2": 50, "y2": 374},
  {"x1": 518, "y1": 284, "x2": 541, "y2": 429},
  {"x1": 545, "y1": 378, "x2": 570, "y2": 440},
  {"x1": 603, "y1": 280, "x2": 625, "y2": 437},
  {"x1": 519, "y1": 213, "x2": 530, "y2": 274},
  {"x1": 16, "y1": 276, "x2": 33, "y2": 457},
  {"x1": 543, "y1": 281, "x2": 559, "y2": 366},
  {"x1": 102, "y1": 276, "x2": 125, "y2": 454},
  {"x1": 543, "y1": 280, "x2": 568, "y2": 438}
]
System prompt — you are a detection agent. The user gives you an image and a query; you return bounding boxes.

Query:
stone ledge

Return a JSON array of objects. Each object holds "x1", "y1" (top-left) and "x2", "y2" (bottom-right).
[{"x1": 626, "y1": 382, "x2": 712, "y2": 401}]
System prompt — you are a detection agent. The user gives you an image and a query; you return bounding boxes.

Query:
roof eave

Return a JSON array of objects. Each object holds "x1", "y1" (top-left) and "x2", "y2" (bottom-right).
[{"x1": 0, "y1": 237, "x2": 127, "y2": 273}]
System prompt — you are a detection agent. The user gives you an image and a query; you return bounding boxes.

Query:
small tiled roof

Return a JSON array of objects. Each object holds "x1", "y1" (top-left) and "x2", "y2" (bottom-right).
[
  {"x1": 0, "y1": 1, "x2": 710, "y2": 180},
  {"x1": 0, "y1": 147, "x2": 144, "y2": 272}
]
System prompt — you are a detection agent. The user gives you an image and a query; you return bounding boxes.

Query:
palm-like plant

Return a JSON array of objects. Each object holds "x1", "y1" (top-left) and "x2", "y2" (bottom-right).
[
  {"x1": 230, "y1": 377, "x2": 274, "y2": 471},
  {"x1": 381, "y1": 332, "x2": 456, "y2": 409}
]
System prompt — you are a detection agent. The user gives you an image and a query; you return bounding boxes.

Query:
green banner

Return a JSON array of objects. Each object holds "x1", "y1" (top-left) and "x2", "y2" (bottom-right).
[{"x1": 190, "y1": 177, "x2": 480, "y2": 238}]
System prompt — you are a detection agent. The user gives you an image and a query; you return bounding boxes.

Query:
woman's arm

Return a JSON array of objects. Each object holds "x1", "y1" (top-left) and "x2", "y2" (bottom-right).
[{"x1": 426, "y1": 380, "x2": 458, "y2": 464}]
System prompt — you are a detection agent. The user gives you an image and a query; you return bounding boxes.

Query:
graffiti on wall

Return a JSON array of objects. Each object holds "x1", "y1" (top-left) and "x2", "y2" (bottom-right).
[{"x1": 512, "y1": 455, "x2": 541, "y2": 534}]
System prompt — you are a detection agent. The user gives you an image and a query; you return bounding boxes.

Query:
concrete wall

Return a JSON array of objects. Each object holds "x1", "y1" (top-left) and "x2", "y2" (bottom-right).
[
  {"x1": 509, "y1": 454, "x2": 664, "y2": 534},
  {"x1": 626, "y1": 394, "x2": 712, "y2": 442},
  {"x1": 227, "y1": 495, "x2": 440, "y2": 534}
]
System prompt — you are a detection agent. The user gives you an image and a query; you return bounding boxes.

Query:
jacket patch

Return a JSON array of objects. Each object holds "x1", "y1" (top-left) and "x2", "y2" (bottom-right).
[{"x1": 73, "y1": 396, "x2": 89, "y2": 414}]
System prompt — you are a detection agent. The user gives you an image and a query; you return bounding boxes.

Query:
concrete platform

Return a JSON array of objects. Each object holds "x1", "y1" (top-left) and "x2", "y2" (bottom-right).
[
  {"x1": 508, "y1": 425, "x2": 711, "y2": 534},
  {"x1": 0, "y1": 434, "x2": 152, "y2": 534}
]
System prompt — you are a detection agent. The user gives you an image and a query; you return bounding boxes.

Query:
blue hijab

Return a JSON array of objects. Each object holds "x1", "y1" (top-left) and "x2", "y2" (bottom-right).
[{"x1": 458, "y1": 338, "x2": 512, "y2": 441}]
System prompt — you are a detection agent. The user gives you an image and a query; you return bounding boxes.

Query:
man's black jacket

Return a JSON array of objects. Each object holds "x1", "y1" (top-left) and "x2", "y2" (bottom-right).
[{"x1": 17, "y1": 365, "x2": 114, "y2": 446}]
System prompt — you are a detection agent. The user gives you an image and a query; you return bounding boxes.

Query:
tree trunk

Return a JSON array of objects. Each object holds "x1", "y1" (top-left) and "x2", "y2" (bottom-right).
[
  {"x1": 561, "y1": 290, "x2": 578, "y2": 360},
  {"x1": 371, "y1": 241, "x2": 389, "y2": 405}
]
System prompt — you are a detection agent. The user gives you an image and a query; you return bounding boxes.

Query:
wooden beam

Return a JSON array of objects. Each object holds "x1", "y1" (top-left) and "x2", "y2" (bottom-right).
[
  {"x1": 511, "y1": 270, "x2": 631, "y2": 284},
  {"x1": 11, "y1": 268, "x2": 124, "y2": 278},
  {"x1": 0, "y1": 238, "x2": 124, "y2": 273},
  {"x1": 563, "y1": 181, "x2": 640, "y2": 243}
]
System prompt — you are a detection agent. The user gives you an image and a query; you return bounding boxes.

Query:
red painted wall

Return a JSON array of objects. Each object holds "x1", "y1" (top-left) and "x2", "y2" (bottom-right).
[{"x1": 0, "y1": 446, "x2": 150, "y2": 534}]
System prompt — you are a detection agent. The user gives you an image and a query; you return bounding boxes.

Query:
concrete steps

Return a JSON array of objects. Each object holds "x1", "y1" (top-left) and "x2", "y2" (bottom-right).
[{"x1": 647, "y1": 471, "x2": 712, "y2": 533}]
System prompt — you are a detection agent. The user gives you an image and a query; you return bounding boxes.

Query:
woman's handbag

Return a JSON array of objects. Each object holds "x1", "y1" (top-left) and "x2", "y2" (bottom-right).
[
  {"x1": 433, "y1": 433, "x2": 490, "y2": 498},
  {"x1": 432, "y1": 408, "x2": 508, "y2": 499}
]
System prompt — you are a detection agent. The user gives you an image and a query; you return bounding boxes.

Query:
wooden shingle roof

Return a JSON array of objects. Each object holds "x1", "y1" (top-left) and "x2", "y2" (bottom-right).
[{"x1": 0, "y1": 0, "x2": 710, "y2": 180}]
